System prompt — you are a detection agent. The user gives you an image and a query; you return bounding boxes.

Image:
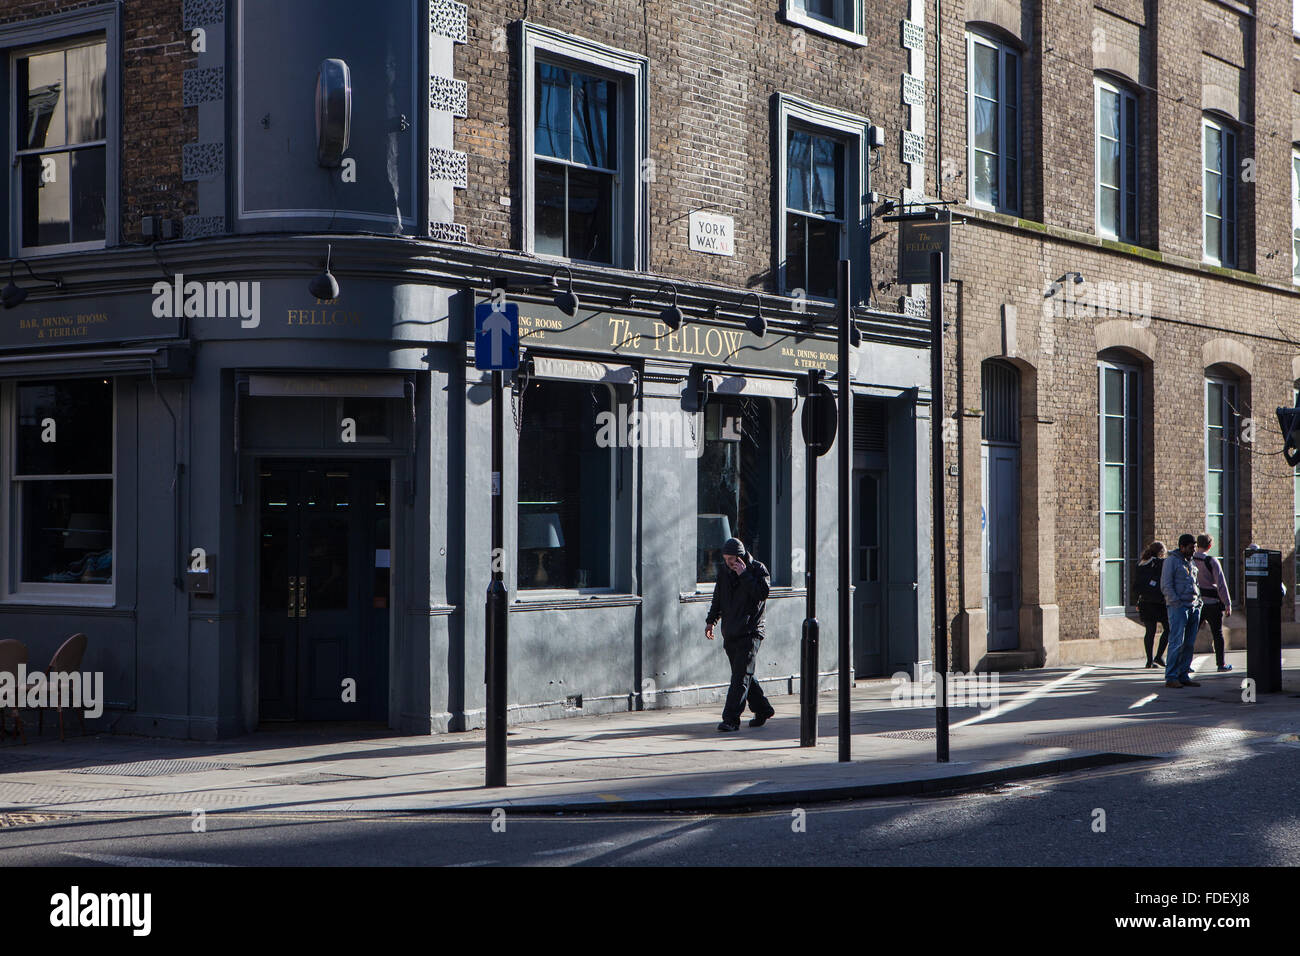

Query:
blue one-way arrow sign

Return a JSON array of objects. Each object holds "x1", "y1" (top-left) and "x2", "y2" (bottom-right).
[{"x1": 474, "y1": 302, "x2": 520, "y2": 371}]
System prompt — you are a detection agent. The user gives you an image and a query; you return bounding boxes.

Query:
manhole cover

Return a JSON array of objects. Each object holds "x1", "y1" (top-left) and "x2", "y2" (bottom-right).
[
  {"x1": 69, "y1": 759, "x2": 237, "y2": 777},
  {"x1": 1026, "y1": 723, "x2": 1265, "y2": 757},
  {"x1": 0, "y1": 812, "x2": 76, "y2": 827},
  {"x1": 877, "y1": 730, "x2": 943, "y2": 740}
]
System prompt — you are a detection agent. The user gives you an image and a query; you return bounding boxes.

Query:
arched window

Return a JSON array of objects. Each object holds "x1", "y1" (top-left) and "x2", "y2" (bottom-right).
[
  {"x1": 1203, "y1": 115, "x2": 1238, "y2": 267},
  {"x1": 966, "y1": 30, "x2": 1020, "y2": 215},
  {"x1": 1095, "y1": 75, "x2": 1138, "y2": 243},
  {"x1": 1098, "y1": 352, "x2": 1142, "y2": 610},
  {"x1": 1205, "y1": 369, "x2": 1240, "y2": 592}
]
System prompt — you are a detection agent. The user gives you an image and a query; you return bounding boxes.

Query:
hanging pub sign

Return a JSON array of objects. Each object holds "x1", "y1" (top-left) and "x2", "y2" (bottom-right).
[{"x1": 896, "y1": 213, "x2": 951, "y2": 284}]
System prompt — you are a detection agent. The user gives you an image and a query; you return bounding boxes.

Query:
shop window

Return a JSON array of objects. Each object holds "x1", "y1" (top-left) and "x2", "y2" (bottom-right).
[
  {"x1": 1098, "y1": 357, "x2": 1141, "y2": 611},
  {"x1": 12, "y1": 36, "x2": 108, "y2": 254},
  {"x1": 517, "y1": 380, "x2": 614, "y2": 591},
  {"x1": 966, "y1": 31, "x2": 1020, "y2": 215},
  {"x1": 521, "y1": 24, "x2": 648, "y2": 270},
  {"x1": 697, "y1": 397, "x2": 774, "y2": 584},
  {"x1": 1095, "y1": 76, "x2": 1138, "y2": 243},
  {"x1": 3, "y1": 379, "x2": 113, "y2": 600},
  {"x1": 775, "y1": 94, "x2": 868, "y2": 301},
  {"x1": 1203, "y1": 115, "x2": 1237, "y2": 267}
]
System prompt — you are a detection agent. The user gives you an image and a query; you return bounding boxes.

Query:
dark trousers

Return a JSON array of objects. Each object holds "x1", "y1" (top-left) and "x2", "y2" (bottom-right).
[
  {"x1": 721, "y1": 635, "x2": 770, "y2": 724},
  {"x1": 1140, "y1": 604, "x2": 1169, "y2": 664},
  {"x1": 1201, "y1": 603, "x2": 1227, "y2": 667}
]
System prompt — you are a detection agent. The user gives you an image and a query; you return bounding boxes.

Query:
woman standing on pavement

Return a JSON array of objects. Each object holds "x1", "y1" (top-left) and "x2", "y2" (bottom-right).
[{"x1": 1135, "y1": 541, "x2": 1170, "y2": 668}]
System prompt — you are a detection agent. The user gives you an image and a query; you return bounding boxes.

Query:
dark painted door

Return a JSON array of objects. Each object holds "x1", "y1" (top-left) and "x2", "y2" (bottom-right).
[
  {"x1": 852, "y1": 470, "x2": 886, "y2": 676},
  {"x1": 982, "y1": 443, "x2": 1020, "y2": 652},
  {"x1": 259, "y1": 460, "x2": 390, "y2": 721}
]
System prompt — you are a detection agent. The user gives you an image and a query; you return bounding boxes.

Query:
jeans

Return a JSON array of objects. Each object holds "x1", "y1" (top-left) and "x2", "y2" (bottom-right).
[
  {"x1": 1164, "y1": 603, "x2": 1202, "y2": 684},
  {"x1": 721, "y1": 635, "x2": 771, "y2": 724},
  {"x1": 1200, "y1": 603, "x2": 1227, "y2": 667}
]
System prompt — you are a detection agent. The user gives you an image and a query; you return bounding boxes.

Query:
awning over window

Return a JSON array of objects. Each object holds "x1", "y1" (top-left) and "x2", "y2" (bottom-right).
[
  {"x1": 529, "y1": 356, "x2": 637, "y2": 386},
  {"x1": 0, "y1": 345, "x2": 191, "y2": 379},
  {"x1": 707, "y1": 372, "x2": 797, "y2": 400},
  {"x1": 247, "y1": 374, "x2": 406, "y2": 398}
]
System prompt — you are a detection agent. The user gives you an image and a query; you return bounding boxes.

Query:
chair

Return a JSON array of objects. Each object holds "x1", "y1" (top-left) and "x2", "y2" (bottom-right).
[
  {"x1": 30, "y1": 633, "x2": 88, "y2": 741},
  {"x1": 0, "y1": 639, "x2": 29, "y2": 744}
]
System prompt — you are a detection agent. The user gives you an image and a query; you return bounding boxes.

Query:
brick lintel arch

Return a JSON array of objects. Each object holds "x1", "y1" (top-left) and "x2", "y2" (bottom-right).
[
  {"x1": 1202, "y1": 337, "x2": 1254, "y2": 379},
  {"x1": 1095, "y1": 319, "x2": 1156, "y2": 362}
]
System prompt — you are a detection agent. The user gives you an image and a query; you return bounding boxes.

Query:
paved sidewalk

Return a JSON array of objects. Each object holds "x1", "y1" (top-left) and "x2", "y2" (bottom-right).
[{"x1": 1, "y1": 651, "x2": 1297, "y2": 814}]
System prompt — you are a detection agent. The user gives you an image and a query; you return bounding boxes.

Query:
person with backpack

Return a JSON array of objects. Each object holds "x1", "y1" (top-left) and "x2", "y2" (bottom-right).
[
  {"x1": 1134, "y1": 541, "x2": 1170, "y2": 668},
  {"x1": 1193, "y1": 533, "x2": 1233, "y2": 672},
  {"x1": 704, "y1": 537, "x2": 776, "y2": 732}
]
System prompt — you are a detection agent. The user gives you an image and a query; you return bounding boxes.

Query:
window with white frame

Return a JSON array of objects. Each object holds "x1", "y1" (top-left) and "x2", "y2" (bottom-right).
[
  {"x1": 966, "y1": 31, "x2": 1020, "y2": 214},
  {"x1": 12, "y1": 35, "x2": 108, "y2": 254},
  {"x1": 1098, "y1": 357, "x2": 1141, "y2": 611},
  {"x1": 1291, "y1": 148, "x2": 1300, "y2": 284},
  {"x1": 516, "y1": 379, "x2": 614, "y2": 591},
  {"x1": 775, "y1": 94, "x2": 867, "y2": 301},
  {"x1": 780, "y1": 1, "x2": 866, "y2": 46},
  {"x1": 3, "y1": 379, "x2": 114, "y2": 601},
  {"x1": 521, "y1": 24, "x2": 647, "y2": 271},
  {"x1": 1095, "y1": 77, "x2": 1138, "y2": 242},
  {"x1": 785, "y1": 126, "x2": 845, "y2": 300},
  {"x1": 1206, "y1": 374, "x2": 1239, "y2": 595},
  {"x1": 1203, "y1": 116, "x2": 1237, "y2": 267}
]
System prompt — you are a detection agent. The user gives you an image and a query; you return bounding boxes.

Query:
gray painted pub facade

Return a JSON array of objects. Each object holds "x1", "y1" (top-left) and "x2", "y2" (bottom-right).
[{"x1": 0, "y1": 0, "x2": 934, "y2": 739}]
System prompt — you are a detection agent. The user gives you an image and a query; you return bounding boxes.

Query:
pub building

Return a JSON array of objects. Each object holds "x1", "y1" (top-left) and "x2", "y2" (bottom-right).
[{"x1": 0, "y1": 0, "x2": 934, "y2": 738}]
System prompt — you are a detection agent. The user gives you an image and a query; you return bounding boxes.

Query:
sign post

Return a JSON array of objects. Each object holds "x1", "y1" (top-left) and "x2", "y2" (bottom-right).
[
  {"x1": 475, "y1": 298, "x2": 520, "y2": 787},
  {"x1": 799, "y1": 371, "x2": 837, "y2": 747}
]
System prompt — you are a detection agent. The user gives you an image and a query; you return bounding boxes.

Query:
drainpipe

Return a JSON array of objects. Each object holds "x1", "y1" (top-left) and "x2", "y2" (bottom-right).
[{"x1": 935, "y1": 0, "x2": 942, "y2": 200}]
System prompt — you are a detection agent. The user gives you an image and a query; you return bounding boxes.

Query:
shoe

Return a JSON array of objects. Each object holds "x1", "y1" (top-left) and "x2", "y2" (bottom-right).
[
  {"x1": 1218, "y1": 664, "x2": 1233, "y2": 672},
  {"x1": 1164, "y1": 681, "x2": 1183, "y2": 688},
  {"x1": 1145, "y1": 661, "x2": 1157, "y2": 669},
  {"x1": 716, "y1": 721, "x2": 740, "y2": 732},
  {"x1": 1153, "y1": 657, "x2": 1165, "y2": 666},
  {"x1": 1180, "y1": 680, "x2": 1201, "y2": 687},
  {"x1": 749, "y1": 707, "x2": 776, "y2": 728}
]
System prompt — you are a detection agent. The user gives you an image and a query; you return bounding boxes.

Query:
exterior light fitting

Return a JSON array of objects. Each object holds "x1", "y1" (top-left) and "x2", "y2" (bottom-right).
[
  {"x1": 2, "y1": 259, "x2": 64, "y2": 309},
  {"x1": 315, "y1": 58, "x2": 352, "y2": 168},
  {"x1": 553, "y1": 266, "x2": 579, "y2": 316},
  {"x1": 743, "y1": 291, "x2": 766, "y2": 337},
  {"x1": 308, "y1": 244, "x2": 340, "y2": 300},
  {"x1": 651, "y1": 283, "x2": 684, "y2": 331}
]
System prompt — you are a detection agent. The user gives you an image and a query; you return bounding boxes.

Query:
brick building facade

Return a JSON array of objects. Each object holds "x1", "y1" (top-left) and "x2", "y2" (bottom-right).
[{"x1": 937, "y1": 0, "x2": 1300, "y2": 668}]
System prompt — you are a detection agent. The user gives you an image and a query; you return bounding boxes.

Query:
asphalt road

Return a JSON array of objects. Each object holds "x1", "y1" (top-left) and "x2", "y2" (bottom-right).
[{"x1": 2, "y1": 738, "x2": 1297, "y2": 867}]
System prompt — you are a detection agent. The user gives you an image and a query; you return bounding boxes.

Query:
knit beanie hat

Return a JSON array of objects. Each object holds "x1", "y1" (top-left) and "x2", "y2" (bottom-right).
[{"x1": 722, "y1": 537, "x2": 747, "y2": 558}]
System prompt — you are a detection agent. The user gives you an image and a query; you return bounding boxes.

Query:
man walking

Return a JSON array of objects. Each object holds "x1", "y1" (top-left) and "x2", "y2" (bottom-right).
[
  {"x1": 1160, "y1": 534, "x2": 1203, "y2": 688},
  {"x1": 1193, "y1": 534, "x2": 1233, "y2": 672},
  {"x1": 705, "y1": 537, "x2": 776, "y2": 732}
]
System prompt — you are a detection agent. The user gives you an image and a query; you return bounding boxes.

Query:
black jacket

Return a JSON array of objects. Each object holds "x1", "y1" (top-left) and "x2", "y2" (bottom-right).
[
  {"x1": 705, "y1": 558, "x2": 770, "y2": 640},
  {"x1": 1134, "y1": 557, "x2": 1165, "y2": 608}
]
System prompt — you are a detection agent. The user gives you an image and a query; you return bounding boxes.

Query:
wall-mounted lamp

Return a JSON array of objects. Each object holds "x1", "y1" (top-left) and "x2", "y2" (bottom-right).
[
  {"x1": 315, "y1": 58, "x2": 352, "y2": 168},
  {"x1": 553, "y1": 266, "x2": 579, "y2": 316},
  {"x1": 2, "y1": 259, "x2": 64, "y2": 309},
  {"x1": 1043, "y1": 271, "x2": 1084, "y2": 297},
  {"x1": 742, "y1": 292, "x2": 766, "y2": 337},
  {"x1": 651, "y1": 283, "x2": 684, "y2": 331},
  {"x1": 308, "y1": 244, "x2": 340, "y2": 299}
]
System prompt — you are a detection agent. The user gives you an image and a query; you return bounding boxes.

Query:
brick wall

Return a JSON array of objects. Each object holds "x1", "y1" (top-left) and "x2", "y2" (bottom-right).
[
  {"x1": 459, "y1": 0, "x2": 915, "y2": 291},
  {"x1": 1, "y1": 0, "x2": 198, "y2": 243}
]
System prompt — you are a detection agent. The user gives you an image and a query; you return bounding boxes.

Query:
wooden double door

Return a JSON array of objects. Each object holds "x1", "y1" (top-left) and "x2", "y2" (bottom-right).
[{"x1": 258, "y1": 459, "x2": 390, "y2": 721}]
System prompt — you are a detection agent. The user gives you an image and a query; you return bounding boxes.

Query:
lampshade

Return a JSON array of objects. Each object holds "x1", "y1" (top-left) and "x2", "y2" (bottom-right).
[
  {"x1": 64, "y1": 513, "x2": 111, "y2": 550},
  {"x1": 697, "y1": 513, "x2": 732, "y2": 551},
  {"x1": 519, "y1": 512, "x2": 565, "y2": 549}
]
